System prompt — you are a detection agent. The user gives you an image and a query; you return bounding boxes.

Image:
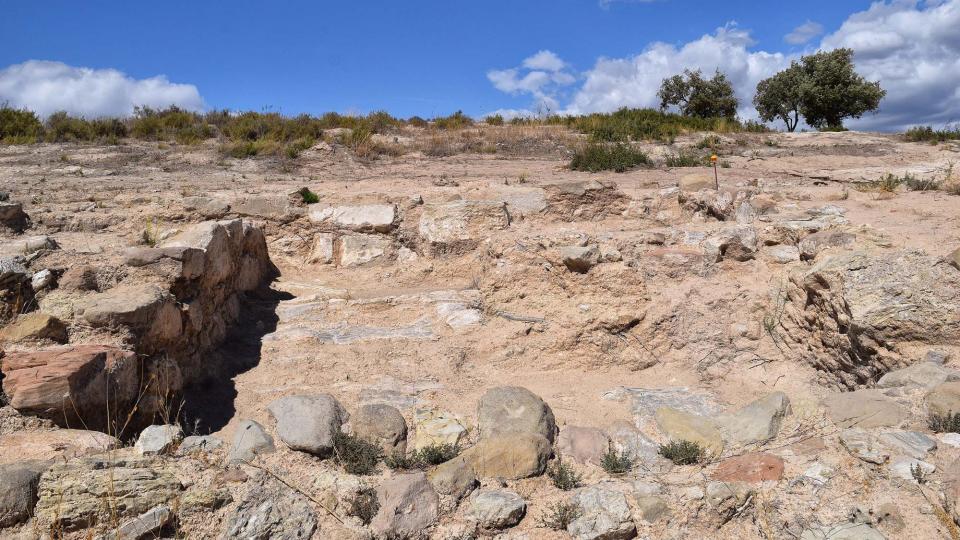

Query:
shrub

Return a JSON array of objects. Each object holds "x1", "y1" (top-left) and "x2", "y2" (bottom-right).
[
  {"x1": 874, "y1": 173, "x2": 904, "y2": 193},
  {"x1": 334, "y1": 432, "x2": 382, "y2": 475},
  {"x1": 433, "y1": 110, "x2": 473, "y2": 130},
  {"x1": 547, "y1": 461, "x2": 583, "y2": 491},
  {"x1": 928, "y1": 411, "x2": 960, "y2": 433},
  {"x1": 346, "y1": 487, "x2": 379, "y2": 525},
  {"x1": 285, "y1": 136, "x2": 315, "y2": 158},
  {"x1": 904, "y1": 174, "x2": 942, "y2": 191},
  {"x1": 384, "y1": 443, "x2": 459, "y2": 470},
  {"x1": 0, "y1": 105, "x2": 44, "y2": 143},
  {"x1": 570, "y1": 143, "x2": 650, "y2": 173},
  {"x1": 485, "y1": 114, "x2": 505, "y2": 126},
  {"x1": 696, "y1": 135, "x2": 723, "y2": 149},
  {"x1": 905, "y1": 125, "x2": 960, "y2": 143},
  {"x1": 45, "y1": 111, "x2": 94, "y2": 142},
  {"x1": 298, "y1": 187, "x2": 319, "y2": 204},
  {"x1": 91, "y1": 118, "x2": 128, "y2": 141},
  {"x1": 600, "y1": 446, "x2": 634, "y2": 474},
  {"x1": 366, "y1": 110, "x2": 401, "y2": 133},
  {"x1": 538, "y1": 502, "x2": 582, "y2": 530},
  {"x1": 664, "y1": 150, "x2": 704, "y2": 167},
  {"x1": 407, "y1": 115, "x2": 428, "y2": 128},
  {"x1": 658, "y1": 440, "x2": 706, "y2": 465}
]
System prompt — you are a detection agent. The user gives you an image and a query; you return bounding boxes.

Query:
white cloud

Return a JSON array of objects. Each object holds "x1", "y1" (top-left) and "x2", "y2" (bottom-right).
[
  {"x1": 785, "y1": 21, "x2": 824, "y2": 45},
  {"x1": 487, "y1": 50, "x2": 577, "y2": 115},
  {"x1": 488, "y1": 1, "x2": 960, "y2": 132},
  {"x1": 564, "y1": 23, "x2": 790, "y2": 119},
  {"x1": 0, "y1": 60, "x2": 203, "y2": 118}
]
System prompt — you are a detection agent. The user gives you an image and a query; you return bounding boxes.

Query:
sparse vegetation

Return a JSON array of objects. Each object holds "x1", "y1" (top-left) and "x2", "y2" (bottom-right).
[
  {"x1": 568, "y1": 107, "x2": 766, "y2": 144},
  {"x1": 928, "y1": 411, "x2": 960, "y2": 433},
  {"x1": 433, "y1": 110, "x2": 474, "y2": 130},
  {"x1": 333, "y1": 432, "x2": 382, "y2": 475},
  {"x1": 538, "y1": 502, "x2": 582, "y2": 531},
  {"x1": 346, "y1": 487, "x2": 379, "y2": 525},
  {"x1": 911, "y1": 462, "x2": 928, "y2": 484},
  {"x1": 298, "y1": 187, "x2": 320, "y2": 204},
  {"x1": 658, "y1": 440, "x2": 707, "y2": 465},
  {"x1": 485, "y1": 113, "x2": 505, "y2": 126},
  {"x1": 570, "y1": 143, "x2": 650, "y2": 172},
  {"x1": 600, "y1": 445, "x2": 634, "y2": 474},
  {"x1": 904, "y1": 125, "x2": 960, "y2": 143},
  {"x1": 904, "y1": 174, "x2": 942, "y2": 191},
  {"x1": 384, "y1": 443, "x2": 460, "y2": 470},
  {"x1": 0, "y1": 105, "x2": 44, "y2": 144},
  {"x1": 696, "y1": 134, "x2": 723, "y2": 149},
  {"x1": 664, "y1": 150, "x2": 704, "y2": 167},
  {"x1": 547, "y1": 460, "x2": 583, "y2": 491}
]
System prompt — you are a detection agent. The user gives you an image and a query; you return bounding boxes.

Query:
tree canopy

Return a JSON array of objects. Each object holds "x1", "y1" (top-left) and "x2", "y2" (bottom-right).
[
  {"x1": 658, "y1": 69, "x2": 739, "y2": 119},
  {"x1": 754, "y1": 48, "x2": 885, "y2": 131}
]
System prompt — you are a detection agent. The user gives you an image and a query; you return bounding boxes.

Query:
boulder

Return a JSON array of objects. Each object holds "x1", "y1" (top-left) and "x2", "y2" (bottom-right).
[
  {"x1": 307, "y1": 232, "x2": 335, "y2": 264},
  {"x1": 413, "y1": 409, "x2": 468, "y2": 449},
  {"x1": 633, "y1": 495, "x2": 670, "y2": 524},
  {"x1": 557, "y1": 426, "x2": 610, "y2": 466},
  {"x1": 544, "y1": 180, "x2": 629, "y2": 221},
  {"x1": 679, "y1": 189, "x2": 738, "y2": 220},
  {"x1": 176, "y1": 435, "x2": 223, "y2": 455},
  {"x1": 467, "y1": 489, "x2": 526, "y2": 530},
  {"x1": 878, "y1": 431, "x2": 937, "y2": 459},
  {"x1": 477, "y1": 386, "x2": 557, "y2": 443},
  {"x1": 308, "y1": 203, "x2": 398, "y2": 233},
  {"x1": 418, "y1": 200, "x2": 509, "y2": 254},
  {"x1": 766, "y1": 245, "x2": 800, "y2": 264},
  {"x1": 31, "y1": 268, "x2": 54, "y2": 290},
  {"x1": 0, "y1": 202, "x2": 28, "y2": 232},
  {"x1": 798, "y1": 230, "x2": 855, "y2": 261},
  {"x1": 888, "y1": 457, "x2": 935, "y2": 482},
  {"x1": 353, "y1": 403, "x2": 407, "y2": 455},
  {"x1": 925, "y1": 381, "x2": 960, "y2": 417},
  {"x1": 561, "y1": 245, "x2": 601, "y2": 273},
  {"x1": 711, "y1": 453, "x2": 784, "y2": 483},
  {"x1": 229, "y1": 194, "x2": 297, "y2": 221},
  {"x1": 0, "y1": 312, "x2": 67, "y2": 343},
  {"x1": 703, "y1": 226, "x2": 758, "y2": 262},
  {"x1": 460, "y1": 434, "x2": 551, "y2": 480},
  {"x1": 780, "y1": 250, "x2": 960, "y2": 387},
  {"x1": 428, "y1": 456, "x2": 477, "y2": 501},
  {"x1": 715, "y1": 392, "x2": 791, "y2": 447},
  {"x1": 224, "y1": 473, "x2": 317, "y2": 539},
  {"x1": 267, "y1": 394, "x2": 347, "y2": 456},
  {"x1": 35, "y1": 455, "x2": 182, "y2": 531},
  {"x1": 122, "y1": 246, "x2": 206, "y2": 279},
  {"x1": 607, "y1": 421, "x2": 671, "y2": 473},
  {"x1": 0, "y1": 430, "x2": 119, "y2": 465},
  {"x1": 228, "y1": 419, "x2": 275, "y2": 463},
  {"x1": 0, "y1": 345, "x2": 138, "y2": 429},
  {"x1": 823, "y1": 390, "x2": 909, "y2": 429},
  {"x1": 654, "y1": 407, "x2": 723, "y2": 456},
  {"x1": 93, "y1": 505, "x2": 171, "y2": 540},
  {"x1": 0, "y1": 461, "x2": 45, "y2": 527},
  {"x1": 567, "y1": 484, "x2": 637, "y2": 540},
  {"x1": 2, "y1": 235, "x2": 58, "y2": 255},
  {"x1": 878, "y1": 362, "x2": 960, "y2": 390},
  {"x1": 339, "y1": 233, "x2": 390, "y2": 266},
  {"x1": 371, "y1": 472, "x2": 439, "y2": 539},
  {"x1": 134, "y1": 424, "x2": 183, "y2": 456},
  {"x1": 79, "y1": 283, "x2": 182, "y2": 345},
  {"x1": 949, "y1": 246, "x2": 960, "y2": 270}
]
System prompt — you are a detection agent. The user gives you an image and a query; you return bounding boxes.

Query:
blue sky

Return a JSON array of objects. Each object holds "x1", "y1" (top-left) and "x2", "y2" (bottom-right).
[{"x1": 2, "y1": 1, "x2": 959, "y2": 130}]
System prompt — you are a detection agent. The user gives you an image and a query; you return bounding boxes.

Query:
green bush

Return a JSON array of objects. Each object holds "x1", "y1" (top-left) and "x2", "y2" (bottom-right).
[
  {"x1": 600, "y1": 446, "x2": 634, "y2": 474},
  {"x1": 334, "y1": 432, "x2": 382, "y2": 475},
  {"x1": 905, "y1": 125, "x2": 960, "y2": 143},
  {"x1": 658, "y1": 440, "x2": 706, "y2": 465},
  {"x1": 538, "y1": 502, "x2": 582, "y2": 530},
  {"x1": 384, "y1": 443, "x2": 460, "y2": 470},
  {"x1": 547, "y1": 461, "x2": 583, "y2": 491},
  {"x1": 570, "y1": 143, "x2": 650, "y2": 173},
  {"x1": 696, "y1": 135, "x2": 723, "y2": 149},
  {"x1": 285, "y1": 136, "x2": 316, "y2": 158},
  {"x1": 664, "y1": 150, "x2": 704, "y2": 167},
  {"x1": 0, "y1": 106, "x2": 44, "y2": 143},
  {"x1": 567, "y1": 107, "x2": 765, "y2": 143},
  {"x1": 928, "y1": 411, "x2": 960, "y2": 433},
  {"x1": 91, "y1": 118, "x2": 128, "y2": 141},
  {"x1": 44, "y1": 111, "x2": 94, "y2": 142},
  {"x1": 433, "y1": 110, "x2": 473, "y2": 130},
  {"x1": 485, "y1": 114, "x2": 505, "y2": 126},
  {"x1": 298, "y1": 187, "x2": 319, "y2": 204},
  {"x1": 407, "y1": 115, "x2": 428, "y2": 128}
]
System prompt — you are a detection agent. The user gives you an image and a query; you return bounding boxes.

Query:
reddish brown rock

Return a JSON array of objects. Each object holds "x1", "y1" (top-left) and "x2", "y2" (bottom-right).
[
  {"x1": 0, "y1": 345, "x2": 138, "y2": 429},
  {"x1": 58, "y1": 265, "x2": 98, "y2": 291},
  {"x1": 0, "y1": 430, "x2": 119, "y2": 465},
  {"x1": 711, "y1": 453, "x2": 784, "y2": 483}
]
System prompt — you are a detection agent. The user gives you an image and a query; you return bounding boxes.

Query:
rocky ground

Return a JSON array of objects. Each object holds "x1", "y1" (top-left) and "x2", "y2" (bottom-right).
[{"x1": 0, "y1": 127, "x2": 959, "y2": 539}]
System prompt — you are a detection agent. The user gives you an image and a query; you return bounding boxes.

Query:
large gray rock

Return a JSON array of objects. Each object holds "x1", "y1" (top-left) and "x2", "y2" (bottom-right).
[
  {"x1": 780, "y1": 250, "x2": 960, "y2": 387},
  {"x1": 467, "y1": 489, "x2": 526, "y2": 530},
  {"x1": 418, "y1": 200, "x2": 510, "y2": 254},
  {"x1": 224, "y1": 474, "x2": 317, "y2": 539},
  {"x1": 798, "y1": 230, "x2": 856, "y2": 261},
  {"x1": 370, "y1": 472, "x2": 439, "y2": 539},
  {"x1": 924, "y1": 381, "x2": 960, "y2": 417},
  {"x1": 0, "y1": 461, "x2": 45, "y2": 527},
  {"x1": 176, "y1": 435, "x2": 223, "y2": 455},
  {"x1": 878, "y1": 362, "x2": 960, "y2": 390},
  {"x1": 339, "y1": 234, "x2": 390, "y2": 267},
  {"x1": 93, "y1": 505, "x2": 171, "y2": 540},
  {"x1": 715, "y1": 392, "x2": 791, "y2": 447},
  {"x1": 607, "y1": 421, "x2": 671, "y2": 473},
  {"x1": 35, "y1": 455, "x2": 182, "y2": 531},
  {"x1": 228, "y1": 419, "x2": 275, "y2": 463},
  {"x1": 308, "y1": 203, "x2": 398, "y2": 233},
  {"x1": 353, "y1": 403, "x2": 408, "y2": 454},
  {"x1": 823, "y1": 390, "x2": 909, "y2": 429},
  {"x1": 567, "y1": 484, "x2": 637, "y2": 540},
  {"x1": 839, "y1": 429, "x2": 890, "y2": 465},
  {"x1": 428, "y1": 456, "x2": 477, "y2": 501},
  {"x1": 703, "y1": 226, "x2": 758, "y2": 262},
  {"x1": 267, "y1": 394, "x2": 347, "y2": 456},
  {"x1": 477, "y1": 386, "x2": 557, "y2": 443},
  {"x1": 134, "y1": 424, "x2": 183, "y2": 456},
  {"x1": 878, "y1": 431, "x2": 937, "y2": 459}
]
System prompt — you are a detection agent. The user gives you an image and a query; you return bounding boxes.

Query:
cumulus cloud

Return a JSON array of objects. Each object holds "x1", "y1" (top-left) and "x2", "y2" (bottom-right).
[
  {"x1": 565, "y1": 24, "x2": 790, "y2": 118},
  {"x1": 486, "y1": 50, "x2": 577, "y2": 115},
  {"x1": 488, "y1": 1, "x2": 960, "y2": 131},
  {"x1": 0, "y1": 60, "x2": 203, "y2": 118},
  {"x1": 785, "y1": 21, "x2": 824, "y2": 45}
]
